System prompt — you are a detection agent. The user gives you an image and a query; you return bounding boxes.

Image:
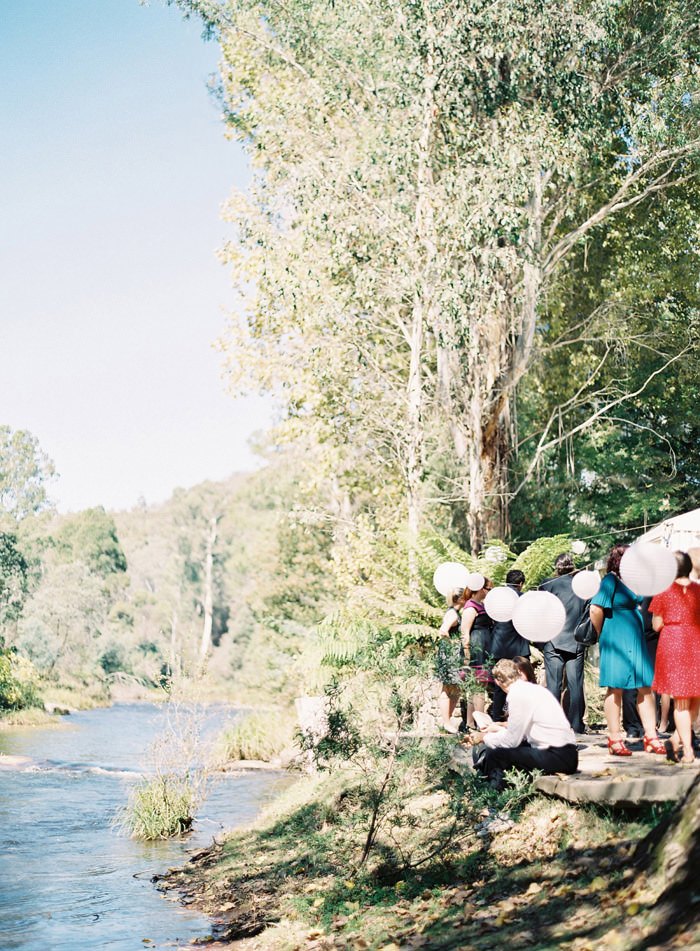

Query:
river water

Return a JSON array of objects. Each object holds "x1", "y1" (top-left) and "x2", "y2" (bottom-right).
[{"x1": 0, "y1": 704, "x2": 288, "y2": 951}]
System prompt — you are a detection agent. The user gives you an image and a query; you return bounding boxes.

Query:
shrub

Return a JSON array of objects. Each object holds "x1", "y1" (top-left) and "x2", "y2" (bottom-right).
[
  {"x1": 118, "y1": 702, "x2": 211, "y2": 839},
  {"x1": 98, "y1": 644, "x2": 131, "y2": 675},
  {"x1": 122, "y1": 774, "x2": 196, "y2": 839},
  {"x1": 0, "y1": 647, "x2": 41, "y2": 711},
  {"x1": 216, "y1": 711, "x2": 294, "y2": 762}
]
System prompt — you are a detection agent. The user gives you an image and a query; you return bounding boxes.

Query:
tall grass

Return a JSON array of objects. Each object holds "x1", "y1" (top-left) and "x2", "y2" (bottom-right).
[
  {"x1": 118, "y1": 702, "x2": 212, "y2": 840},
  {"x1": 216, "y1": 711, "x2": 294, "y2": 763},
  {"x1": 125, "y1": 774, "x2": 197, "y2": 839}
]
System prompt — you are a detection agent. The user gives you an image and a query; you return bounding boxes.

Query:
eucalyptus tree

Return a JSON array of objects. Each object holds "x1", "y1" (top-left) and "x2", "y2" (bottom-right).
[
  {"x1": 0, "y1": 426, "x2": 55, "y2": 526},
  {"x1": 176, "y1": 0, "x2": 700, "y2": 552}
]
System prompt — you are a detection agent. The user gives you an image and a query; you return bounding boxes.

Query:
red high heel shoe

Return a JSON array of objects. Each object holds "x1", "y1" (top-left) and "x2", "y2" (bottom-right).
[
  {"x1": 643, "y1": 735, "x2": 666, "y2": 755},
  {"x1": 608, "y1": 738, "x2": 632, "y2": 756}
]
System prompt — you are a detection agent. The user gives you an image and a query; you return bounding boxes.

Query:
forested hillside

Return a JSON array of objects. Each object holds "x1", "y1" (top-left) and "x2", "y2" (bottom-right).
[{"x1": 0, "y1": 441, "x2": 345, "y2": 708}]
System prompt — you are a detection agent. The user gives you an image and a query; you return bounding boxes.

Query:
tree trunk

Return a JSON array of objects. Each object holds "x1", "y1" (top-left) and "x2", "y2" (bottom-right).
[
  {"x1": 629, "y1": 774, "x2": 700, "y2": 945},
  {"x1": 198, "y1": 516, "x2": 220, "y2": 668},
  {"x1": 467, "y1": 165, "x2": 545, "y2": 549},
  {"x1": 406, "y1": 8, "x2": 438, "y2": 593},
  {"x1": 169, "y1": 606, "x2": 179, "y2": 677},
  {"x1": 406, "y1": 293, "x2": 424, "y2": 596}
]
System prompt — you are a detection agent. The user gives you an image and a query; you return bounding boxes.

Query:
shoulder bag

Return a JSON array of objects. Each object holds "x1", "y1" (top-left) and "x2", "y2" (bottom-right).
[{"x1": 574, "y1": 576, "x2": 618, "y2": 647}]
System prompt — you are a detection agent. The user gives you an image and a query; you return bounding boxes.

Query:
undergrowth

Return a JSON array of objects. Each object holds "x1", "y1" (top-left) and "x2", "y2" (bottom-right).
[
  {"x1": 216, "y1": 710, "x2": 295, "y2": 763},
  {"x1": 161, "y1": 748, "x2": 671, "y2": 950}
]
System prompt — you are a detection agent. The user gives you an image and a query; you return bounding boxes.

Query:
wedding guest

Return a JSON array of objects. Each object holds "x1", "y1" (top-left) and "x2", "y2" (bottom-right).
[
  {"x1": 590, "y1": 544, "x2": 665, "y2": 756},
  {"x1": 435, "y1": 587, "x2": 468, "y2": 733},
  {"x1": 489, "y1": 569, "x2": 529, "y2": 721},
  {"x1": 621, "y1": 596, "x2": 656, "y2": 739},
  {"x1": 461, "y1": 579, "x2": 494, "y2": 729},
  {"x1": 650, "y1": 551, "x2": 700, "y2": 765},
  {"x1": 513, "y1": 656, "x2": 537, "y2": 683},
  {"x1": 539, "y1": 553, "x2": 588, "y2": 734},
  {"x1": 470, "y1": 659, "x2": 578, "y2": 789}
]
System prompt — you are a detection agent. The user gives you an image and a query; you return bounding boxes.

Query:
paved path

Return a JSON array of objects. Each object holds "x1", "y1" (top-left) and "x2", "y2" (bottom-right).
[{"x1": 451, "y1": 733, "x2": 700, "y2": 806}]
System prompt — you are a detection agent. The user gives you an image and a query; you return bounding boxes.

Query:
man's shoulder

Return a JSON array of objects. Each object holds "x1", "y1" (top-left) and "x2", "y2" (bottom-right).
[{"x1": 510, "y1": 680, "x2": 545, "y2": 699}]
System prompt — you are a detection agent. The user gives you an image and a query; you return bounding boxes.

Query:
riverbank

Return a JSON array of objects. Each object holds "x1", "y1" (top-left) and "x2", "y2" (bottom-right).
[
  {"x1": 0, "y1": 677, "x2": 231, "y2": 731},
  {"x1": 161, "y1": 752, "x2": 693, "y2": 951}
]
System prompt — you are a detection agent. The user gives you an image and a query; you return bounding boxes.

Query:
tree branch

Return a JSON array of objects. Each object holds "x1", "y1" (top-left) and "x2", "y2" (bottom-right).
[{"x1": 511, "y1": 345, "x2": 692, "y2": 499}]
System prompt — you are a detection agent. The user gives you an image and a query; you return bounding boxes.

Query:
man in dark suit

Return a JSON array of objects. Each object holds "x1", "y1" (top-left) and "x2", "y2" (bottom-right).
[
  {"x1": 489, "y1": 569, "x2": 529, "y2": 722},
  {"x1": 538, "y1": 553, "x2": 588, "y2": 734}
]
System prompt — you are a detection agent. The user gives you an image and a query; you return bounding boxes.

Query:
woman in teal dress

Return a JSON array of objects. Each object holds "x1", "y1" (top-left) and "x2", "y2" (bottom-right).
[{"x1": 590, "y1": 544, "x2": 664, "y2": 756}]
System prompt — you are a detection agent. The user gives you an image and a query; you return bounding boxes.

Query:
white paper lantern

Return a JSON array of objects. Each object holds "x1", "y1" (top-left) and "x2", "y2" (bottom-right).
[
  {"x1": 484, "y1": 586, "x2": 520, "y2": 622},
  {"x1": 571, "y1": 570, "x2": 601, "y2": 600},
  {"x1": 571, "y1": 540, "x2": 587, "y2": 555},
  {"x1": 512, "y1": 590, "x2": 566, "y2": 642},
  {"x1": 433, "y1": 562, "x2": 469, "y2": 597},
  {"x1": 466, "y1": 572, "x2": 486, "y2": 591},
  {"x1": 483, "y1": 545, "x2": 507, "y2": 564},
  {"x1": 620, "y1": 544, "x2": 677, "y2": 597}
]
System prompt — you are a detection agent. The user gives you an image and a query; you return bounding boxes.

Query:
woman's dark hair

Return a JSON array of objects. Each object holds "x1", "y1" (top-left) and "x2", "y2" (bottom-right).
[
  {"x1": 675, "y1": 551, "x2": 692, "y2": 579},
  {"x1": 555, "y1": 552, "x2": 576, "y2": 576},
  {"x1": 506, "y1": 569, "x2": 525, "y2": 586},
  {"x1": 606, "y1": 544, "x2": 629, "y2": 577},
  {"x1": 512, "y1": 656, "x2": 536, "y2": 683}
]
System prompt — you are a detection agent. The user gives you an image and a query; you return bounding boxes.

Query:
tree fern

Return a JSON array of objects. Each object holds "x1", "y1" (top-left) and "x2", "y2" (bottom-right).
[{"x1": 510, "y1": 534, "x2": 573, "y2": 589}]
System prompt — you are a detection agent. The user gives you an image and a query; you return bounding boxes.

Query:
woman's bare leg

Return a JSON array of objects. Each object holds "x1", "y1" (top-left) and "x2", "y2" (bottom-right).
[
  {"x1": 637, "y1": 687, "x2": 659, "y2": 738},
  {"x1": 658, "y1": 694, "x2": 672, "y2": 733},
  {"x1": 604, "y1": 688, "x2": 623, "y2": 739},
  {"x1": 438, "y1": 685, "x2": 459, "y2": 731},
  {"x1": 674, "y1": 698, "x2": 695, "y2": 762}
]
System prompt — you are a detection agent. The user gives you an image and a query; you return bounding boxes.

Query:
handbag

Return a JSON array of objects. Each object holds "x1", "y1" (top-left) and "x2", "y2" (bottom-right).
[
  {"x1": 574, "y1": 576, "x2": 618, "y2": 647},
  {"x1": 574, "y1": 608, "x2": 597, "y2": 647}
]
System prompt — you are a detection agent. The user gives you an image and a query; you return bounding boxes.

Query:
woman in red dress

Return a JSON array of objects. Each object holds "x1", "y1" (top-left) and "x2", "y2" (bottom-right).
[{"x1": 650, "y1": 551, "x2": 700, "y2": 765}]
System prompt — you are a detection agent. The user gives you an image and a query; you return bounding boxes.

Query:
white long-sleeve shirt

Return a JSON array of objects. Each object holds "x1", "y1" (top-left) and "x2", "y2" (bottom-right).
[{"x1": 484, "y1": 680, "x2": 577, "y2": 750}]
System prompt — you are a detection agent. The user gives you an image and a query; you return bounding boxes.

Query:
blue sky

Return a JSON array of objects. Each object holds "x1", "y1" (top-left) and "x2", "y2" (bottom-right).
[{"x1": 0, "y1": 0, "x2": 270, "y2": 512}]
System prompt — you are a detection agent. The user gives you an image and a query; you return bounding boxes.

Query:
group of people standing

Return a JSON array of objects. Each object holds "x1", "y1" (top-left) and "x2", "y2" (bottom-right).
[{"x1": 436, "y1": 543, "x2": 700, "y2": 785}]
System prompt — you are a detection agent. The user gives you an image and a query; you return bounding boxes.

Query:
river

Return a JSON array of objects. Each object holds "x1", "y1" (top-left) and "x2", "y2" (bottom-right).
[{"x1": 0, "y1": 703, "x2": 288, "y2": 951}]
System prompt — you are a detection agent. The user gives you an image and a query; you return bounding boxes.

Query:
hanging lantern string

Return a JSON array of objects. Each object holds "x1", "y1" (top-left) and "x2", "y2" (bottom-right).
[{"x1": 518, "y1": 520, "x2": 652, "y2": 547}]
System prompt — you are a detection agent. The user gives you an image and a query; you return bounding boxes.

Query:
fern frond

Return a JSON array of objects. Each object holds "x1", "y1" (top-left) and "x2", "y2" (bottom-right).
[{"x1": 510, "y1": 534, "x2": 572, "y2": 589}]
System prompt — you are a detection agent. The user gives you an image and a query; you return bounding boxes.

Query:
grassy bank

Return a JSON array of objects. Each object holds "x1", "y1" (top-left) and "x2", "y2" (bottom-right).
[
  {"x1": 158, "y1": 745, "x2": 684, "y2": 951},
  {"x1": 0, "y1": 707, "x2": 59, "y2": 730}
]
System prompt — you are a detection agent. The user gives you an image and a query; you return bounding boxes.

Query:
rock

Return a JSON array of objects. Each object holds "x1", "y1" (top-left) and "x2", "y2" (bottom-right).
[{"x1": 44, "y1": 703, "x2": 73, "y2": 715}]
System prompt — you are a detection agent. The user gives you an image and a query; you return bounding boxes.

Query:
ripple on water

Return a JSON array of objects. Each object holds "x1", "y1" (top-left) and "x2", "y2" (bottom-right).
[{"x1": 0, "y1": 704, "x2": 290, "y2": 951}]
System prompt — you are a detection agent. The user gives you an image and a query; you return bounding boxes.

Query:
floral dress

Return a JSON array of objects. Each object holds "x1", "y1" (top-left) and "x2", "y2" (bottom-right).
[
  {"x1": 650, "y1": 581, "x2": 700, "y2": 698},
  {"x1": 434, "y1": 607, "x2": 463, "y2": 685}
]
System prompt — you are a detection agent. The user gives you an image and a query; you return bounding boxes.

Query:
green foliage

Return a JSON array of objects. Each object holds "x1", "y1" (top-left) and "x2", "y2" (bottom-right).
[
  {"x1": 0, "y1": 645, "x2": 40, "y2": 711},
  {"x1": 98, "y1": 644, "x2": 131, "y2": 676},
  {"x1": 298, "y1": 678, "x2": 362, "y2": 769},
  {"x1": 0, "y1": 532, "x2": 28, "y2": 623},
  {"x1": 55, "y1": 507, "x2": 127, "y2": 576},
  {"x1": 119, "y1": 702, "x2": 211, "y2": 839},
  {"x1": 175, "y1": 0, "x2": 700, "y2": 556},
  {"x1": 510, "y1": 534, "x2": 573, "y2": 589}
]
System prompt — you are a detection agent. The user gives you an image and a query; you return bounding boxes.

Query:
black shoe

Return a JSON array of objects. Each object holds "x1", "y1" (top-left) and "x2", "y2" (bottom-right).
[{"x1": 488, "y1": 769, "x2": 505, "y2": 791}]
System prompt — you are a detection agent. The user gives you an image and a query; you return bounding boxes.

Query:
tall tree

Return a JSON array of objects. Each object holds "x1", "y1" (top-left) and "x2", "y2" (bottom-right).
[
  {"x1": 0, "y1": 426, "x2": 55, "y2": 524},
  {"x1": 176, "y1": 0, "x2": 700, "y2": 554}
]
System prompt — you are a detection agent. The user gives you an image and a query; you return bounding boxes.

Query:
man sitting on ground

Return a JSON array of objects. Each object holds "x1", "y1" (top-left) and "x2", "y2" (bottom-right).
[{"x1": 469, "y1": 658, "x2": 579, "y2": 789}]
